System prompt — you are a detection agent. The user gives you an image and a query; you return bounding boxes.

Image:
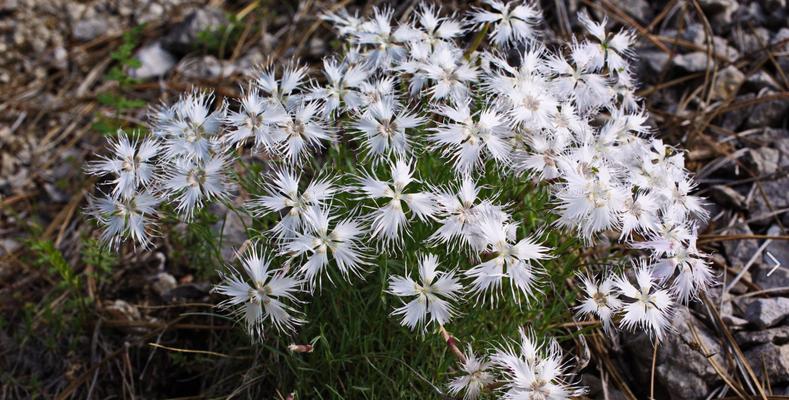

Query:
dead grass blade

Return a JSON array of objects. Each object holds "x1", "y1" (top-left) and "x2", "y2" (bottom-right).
[
  {"x1": 701, "y1": 293, "x2": 768, "y2": 400},
  {"x1": 688, "y1": 322, "x2": 749, "y2": 399}
]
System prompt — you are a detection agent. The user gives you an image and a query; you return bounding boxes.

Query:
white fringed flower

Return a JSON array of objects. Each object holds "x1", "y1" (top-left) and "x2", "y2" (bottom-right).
[
  {"x1": 256, "y1": 63, "x2": 309, "y2": 109},
  {"x1": 555, "y1": 163, "x2": 628, "y2": 241},
  {"x1": 353, "y1": 7, "x2": 408, "y2": 68},
  {"x1": 634, "y1": 208, "x2": 694, "y2": 257},
  {"x1": 429, "y1": 177, "x2": 507, "y2": 253},
  {"x1": 356, "y1": 159, "x2": 436, "y2": 249},
  {"x1": 224, "y1": 89, "x2": 289, "y2": 151},
  {"x1": 388, "y1": 253, "x2": 463, "y2": 330},
  {"x1": 619, "y1": 192, "x2": 659, "y2": 240},
  {"x1": 270, "y1": 101, "x2": 333, "y2": 165},
  {"x1": 89, "y1": 190, "x2": 159, "y2": 249},
  {"x1": 321, "y1": 9, "x2": 363, "y2": 38},
  {"x1": 282, "y1": 206, "x2": 367, "y2": 288},
  {"x1": 514, "y1": 131, "x2": 568, "y2": 180},
  {"x1": 214, "y1": 248, "x2": 303, "y2": 340},
  {"x1": 575, "y1": 10, "x2": 635, "y2": 73},
  {"x1": 308, "y1": 58, "x2": 369, "y2": 117},
  {"x1": 249, "y1": 168, "x2": 335, "y2": 240},
  {"x1": 358, "y1": 76, "x2": 398, "y2": 105},
  {"x1": 492, "y1": 328, "x2": 584, "y2": 399},
  {"x1": 614, "y1": 262, "x2": 673, "y2": 341},
  {"x1": 658, "y1": 177, "x2": 708, "y2": 221},
  {"x1": 422, "y1": 45, "x2": 478, "y2": 103},
  {"x1": 576, "y1": 274, "x2": 622, "y2": 332},
  {"x1": 413, "y1": 4, "x2": 466, "y2": 45},
  {"x1": 465, "y1": 212, "x2": 551, "y2": 302},
  {"x1": 353, "y1": 99, "x2": 424, "y2": 160},
  {"x1": 471, "y1": 0, "x2": 540, "y2": 47},
  {"x1": 157, "y1": 90, "x2": 225, "y2": 161},
  {"x1": 507, "y1": 82, "x2": 558, "y2": 130},
  {"x1": 448, "y1": 345, "x2": 494, "y2": 400},
  {"x1": 161, "y1": 154, "x2": 230, "y2": 220},
  {"x1": 429, "y1": 102, "x2": 512, "y2": 175},
  {"x1": 85, "y1": 131, "x2": 159, "y2": 200},
  {"x1": 652, "y1": 235, "x2": 713, "y2": 303},
  {"x1": 547, "y1": 53, "x2": 611, "y2": 112}
]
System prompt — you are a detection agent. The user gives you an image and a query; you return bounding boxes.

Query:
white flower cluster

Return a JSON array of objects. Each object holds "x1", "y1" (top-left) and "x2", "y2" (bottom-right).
[
  {"x1": 448, "y1": 329, "x2": 583, "y2": 400},
  {"x1": 86, "y1": 2, "x2": 713, "y2": 398}
]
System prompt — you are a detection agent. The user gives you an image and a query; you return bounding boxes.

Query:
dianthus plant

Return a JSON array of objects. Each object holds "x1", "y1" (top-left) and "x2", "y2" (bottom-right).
[{"x1": 87, "y1": 2, "x2": 712, "y2": 398}]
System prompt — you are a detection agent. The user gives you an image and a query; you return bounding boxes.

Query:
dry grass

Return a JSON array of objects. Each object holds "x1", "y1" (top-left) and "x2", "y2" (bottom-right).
[{"x1": 1, "y1": 0, "x2": 787, "y2": 399}]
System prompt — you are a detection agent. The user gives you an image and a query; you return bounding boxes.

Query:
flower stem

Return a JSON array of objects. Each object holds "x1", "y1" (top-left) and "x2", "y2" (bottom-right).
[
  {"x1": 464, "y1": 23, "x2": 489, "y2": 60},
  {"x1": 438, "y1": 325, "x2": 466, "y2": 363}
]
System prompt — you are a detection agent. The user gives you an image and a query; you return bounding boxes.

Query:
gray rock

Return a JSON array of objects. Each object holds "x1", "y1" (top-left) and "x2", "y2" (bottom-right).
[
  {"x1": 43, "y1": 182, "x2": 67, "y2": 203},
  {"x1": 0, "y1": 239, "x2": 20, "y2": 257},
  {"x1": 103, "y1": 299, "x2": 141, "y2": 321},
  {"x1": 623, "y1": 307, "x2": 723, "y2": 400},
  {"x1": 730, "y1": 26, "x2": 770, "y2": 55},
  {"x1": 731, "y1": 2, "x2": 766, "y2": 25},
  {"x1": 640, "y1": 50, "x2": 670, "y2": 73},
  {"x1": 165, "y1": 283, "x2": 211, "y2": 300},
  {"x1": 745, "y1": 90, "x2": 789, "y2": 129},
  {"x1": 581, "y1": 373, "x2": 628, "y2": 400},
  {"x1": 763, "y1": 128, "x2": 789, "y2": 145},
  {"x1": 723, "y1": 313, "x2": 751, "y2": 327},
  {"x1": 720, "y1": 93, "x2": 754, "y2": 131},
  {"x1": 735, "y1": 326, "x2": 789, "y2": 347},
  {"x1": 72, "y1": 18, "x2": 107, "y2": 42},
  {"x1": 673, "y1": 52, "x2": 712, "y2": 72},
  {"x1": 723, "y1": 224, "x2": 763, "y2": 271},
  {"x1": 129, "y1": 42, "x2": 175, "y2": 79},
  {"x1": 618, "y1": 0, "x2": 653, "y2": 22},
  {"x1": 744, "y1": 147, "x2": 781, "y2": 176},
  {"x1": 762, "y1": 0, "x2": 787, "y2": 10},
  {"x1": 52, "y1": 46, "x2": 68, "y2": 70},
  {"x1": 660, "y1": 308, "x2": 724, "y2": 400},
  {"x1": 236, "y1": 48, "x2": 266, "y2": 70},
  {"x1": 150, "y1": 272, "x2": 177, "y2": 297},
  {"x1": 664, "y1": 23, "x2": 705, "y2": 46},
  {"x1": 163, "y1": 7, "x2": 227, "y2": 54},
  {"x1": 710, "y1": 184, "x2": 747, "y2": 210},
  {"x1": 711, "y1": 65, "x2": 744, "y2": 100},
  {"x1": 0, "y1": 0, "x2": 17, "y2": 11},
  {"x1": 749, "y1": 177, "x2": 789, "y2": 227},
  {"x1": 736, "y1": 297, "x2": 789, "y2": 328},
  {"x1": 744, "y1": 343, "x2": 789, "y2": 384},
  {"x1": 177, "y1": 55, "x2": 237, "y2": 80},
  {"x1": 730, "y1": 269, "x2": 754, "y2": 295},
  {"x1": 208, "y1": 202, "x2": 250, "y2": 261},
  {"x1": 774, "y1": 137, "x2": 789, "y2": 169},
  {"x1": 0, "y1": 239, "x2": 20, "y2": 280},
  {"x1": 775, "y1": 29, "x2": 789, "y2": 73},
  {"x1": 706, "y1": 282, "x2": 736, "y2": 318},
  {"x1": 712, "y1": 36, "x2": 740, "y2": 62},
  {"x1": 745, "y1": 70, "x2": 781, "y2": 91},
  {"x1": 699, "y1": 0, "x2": 739, "y2": 25},
  {"x1": 307, "y1": 37, "x2": 327, "y2": 58},
  {"x1": 703, "y1": 36, "x2": 740, "y2": 62},
  {"x1": 135, "y1": 2, "x2": 165, "y2": 25}
]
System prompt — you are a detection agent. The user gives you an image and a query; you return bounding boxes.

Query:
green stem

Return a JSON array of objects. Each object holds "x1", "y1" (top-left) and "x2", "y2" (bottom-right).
[{"x1": 464, "y1": 23, "x2": 489, "y2": 60}]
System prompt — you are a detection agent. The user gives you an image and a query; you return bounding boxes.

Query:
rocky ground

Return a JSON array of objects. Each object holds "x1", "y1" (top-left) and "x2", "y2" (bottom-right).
[{"x1": 0, "y1": 0, "x2": 787, "y2": 399}]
